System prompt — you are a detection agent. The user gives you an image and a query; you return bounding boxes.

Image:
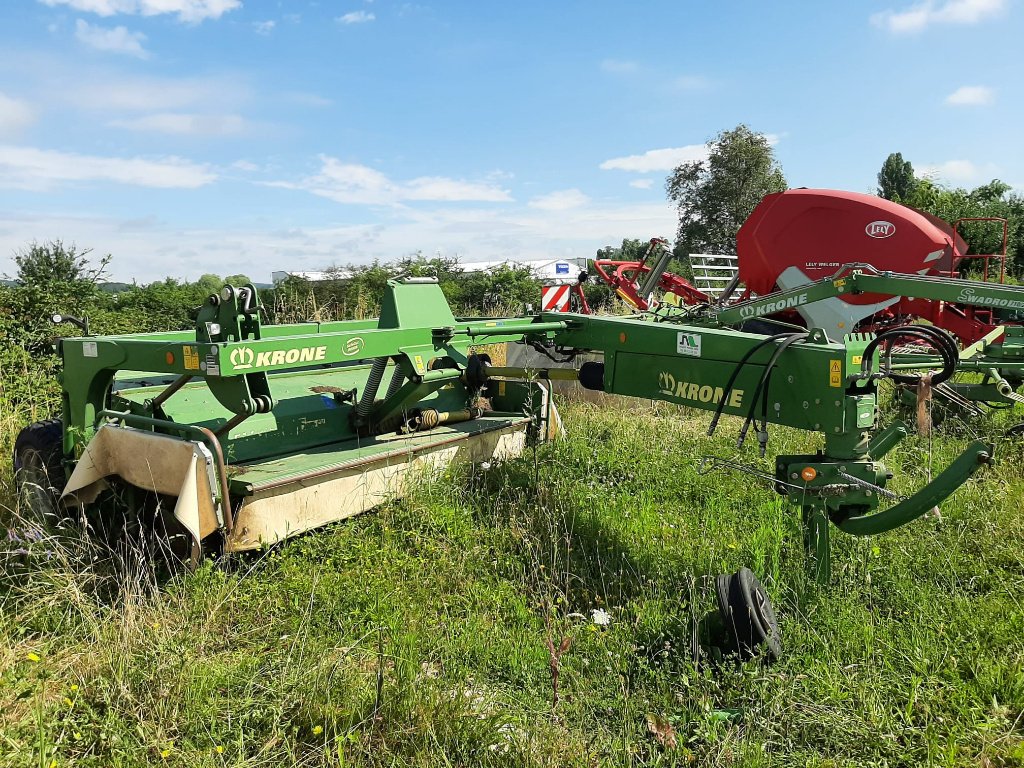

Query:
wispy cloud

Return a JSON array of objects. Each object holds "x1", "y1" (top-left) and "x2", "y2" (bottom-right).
[
  {"x1": 337, "y1": 10, "x2": 375, "y2": 24},
  {"x1": 601, "y1": 134, "x2": 780, "y2": 173},
  {"x1": 284, "y1": 91, "x2": 333, "y2": 107},
  {"x1": 870, "y1": 0, "x2": 1004, "y2": 33},
  {"x1": 916, "y1": 159, "x2": 999, "y2": 184},
  {"x1": 270, "y1": 156, "x2": 512, "y2": 205},
  {"x1": 600, "y1": 145, "x2": 710, "y2": 173},
  {"x1": 600, "y1": 59, "x2": 638, "y2": 74},
  {"x1": 109, "y1": 112, "x2": 247, "y2": 135},
  {"x1": 39, "y1": 0, "x2": 241, "y2": 22},
  {"x1": 944, "y1": 85, "x2": 995, "y2": 106},
  {"x1": 253, "y1": 20, "x2": 276, "y2": 35},
  {"x1": 0, "y1": 144, "x2": 215, "y2": 190},
  {"x1": 0, "y1": 201, "x2": 678, "y2": 282},
  {"x1": 673, "y1": 75, "x2": 710, "y2": 90},
  {"x1": 629, "y1": 179, "x2": 654, "y2": 190},
  {"x1": 74, "y1": 19, "x2": 149, "y2": 58},
  {"x1": 528, "y1": 189, "x2": 590, "y2": 211},
  {"x1": 65, "y1": 73, "x2": 251, "y2": 112},
  {"x1": 0, "y1": 94, "x2": 36, "y2": 138}
]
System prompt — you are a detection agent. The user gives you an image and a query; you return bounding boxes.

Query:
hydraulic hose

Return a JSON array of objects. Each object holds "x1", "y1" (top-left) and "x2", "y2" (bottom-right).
[
  {"x1": 708, "y1": 333, "x2": 794, "y2": 437},
  {"x1": 738, "y1": 333, "x2": 808, "y2": 451},
  {"x1": 860, "y1": 325, "x2": 959, "y2": 386}
]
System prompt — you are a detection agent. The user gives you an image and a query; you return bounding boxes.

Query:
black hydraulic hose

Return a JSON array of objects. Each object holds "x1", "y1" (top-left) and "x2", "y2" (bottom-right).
[
  {"x1": 756, "y1": 333, "x2": 809, "y2": 431},
  {"x1": 737, "y1": 333, "x2": 808, "y2": 450},
  {"x1": 707, "y1": 333, "x2": 793, "y2": 437},
  {"x1": 860, "y1": 325, "x2": 958, "y2": 386}
]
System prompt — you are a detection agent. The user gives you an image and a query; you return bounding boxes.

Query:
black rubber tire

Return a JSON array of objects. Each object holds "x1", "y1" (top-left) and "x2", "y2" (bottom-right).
[
  {"x1": 715, "y1": 567, "x2": 782, "y2": 662},
  {"x1": 12, "y1": 419, "x2": 67, "y2": 526}
]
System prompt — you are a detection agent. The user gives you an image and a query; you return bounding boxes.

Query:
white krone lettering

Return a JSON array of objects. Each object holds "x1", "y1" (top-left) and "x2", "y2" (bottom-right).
[
  {"x1": 285, "y1": 349, "x2": 300, "y2": 364},
  {"x1": 300, "y1": 347, "x2": 316, "y2": 362},
  {"x1": 255, "y1": 351, "x2": 272, "y2": 367}
]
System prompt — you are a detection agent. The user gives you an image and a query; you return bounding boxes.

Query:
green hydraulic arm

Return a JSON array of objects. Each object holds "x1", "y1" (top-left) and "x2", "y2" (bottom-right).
[{"x1": 715, "y1": 265, "x2": 1024, "y2": 328}]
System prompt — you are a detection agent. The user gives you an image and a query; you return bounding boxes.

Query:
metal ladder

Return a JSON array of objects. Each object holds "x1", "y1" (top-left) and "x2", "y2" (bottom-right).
[{"x1": 688, "y1": 253, "x2": 739, "y2": 300}]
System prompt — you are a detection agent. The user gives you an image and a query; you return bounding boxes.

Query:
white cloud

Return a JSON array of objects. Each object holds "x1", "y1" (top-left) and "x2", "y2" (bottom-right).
[
  {"x1": 944, "y1": 85, "x2": 994, "y2": 106},
  {"x1": 284, "y1": 92, "x2": 332, "y2": 107},
  {"x1": 74, "y1": 19, "x2": 149, "y2": 58},
  {"x1": 0, "y1": 144, "x2": 215, "y2": 190},
  {"x1": 674, "y1": 75, "x2": 709, "y2": 90},
  {"x1": 601, "y1": 134, "x2": 780, "y2": 173},
  {"x1": 600, "y1": 59, "x2": 638, "y2": 74},
  {"x1": 270, "y1": 156, "x2": 512, "y2": 205},
  {"x1": 871, "y1": 0, "x2": 1004, "y2": 33},
  {"x1": 0, "y1": 201, "x2": 677, "y2": 283},
  {"x1": 253, "y1": 20, "x2": 276, "y2": 35},
  {"x1": 231, "y1": 159, "x2": 259, "y2": 172},
  {"x1": 916, "y1": 159, "x2": 996, "y2": 183},
  {"x1": 109, "y1": 112, "x2": 247, "y2": 135},
  {"x1": 528, "y1": 189, "x2": 590, "y2": 211},
  {"x1": 65, "y1": 73, "x2": 250, "y2": 112},
  {"x1": 0, "y1": 93, "x2": 36, "y2": 138},
  {"x1": 38, "y1": 0, "x2": 241, "y2": 22},
  {"x1": 337, "y1": 10, "x2": 375, "y2": 24},
  {"x1": 600, "y1": 144, "x2": 710, "y2": 173},
  {"x1": 629, "y1": 179, "x2": 654, "y2": 189}
]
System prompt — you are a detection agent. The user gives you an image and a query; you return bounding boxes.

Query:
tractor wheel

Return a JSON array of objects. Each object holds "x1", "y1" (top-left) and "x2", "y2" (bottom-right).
[
  {"x1": 714, "y1": 567, "x2": 782, "y2": 662},
  {"x1": 12, "y1": 419, "x2": 67, "y2": 530}
]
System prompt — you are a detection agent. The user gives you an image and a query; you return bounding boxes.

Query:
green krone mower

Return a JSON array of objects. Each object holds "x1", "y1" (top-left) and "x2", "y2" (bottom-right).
[{"x1": 14, "y1": 273, "x2": 1015, "y2": 660}]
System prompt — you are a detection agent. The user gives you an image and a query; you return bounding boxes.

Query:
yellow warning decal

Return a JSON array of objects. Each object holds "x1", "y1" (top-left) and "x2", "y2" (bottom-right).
[
  {"x1": 183, "y1": 345, "x2": 200, "y2": 371},
  {"x1": 414, "y1": 354, "x2": 426, "y2": 374},
  {"x1": 829, "y1": 359, "x2": 842, "y2": 387},
  {"x1": 833, "y1": 278, "x2": 847, "y2": 289},
  {"x1": 852, "y1": 355, "x2": 862, "y2": 365}
]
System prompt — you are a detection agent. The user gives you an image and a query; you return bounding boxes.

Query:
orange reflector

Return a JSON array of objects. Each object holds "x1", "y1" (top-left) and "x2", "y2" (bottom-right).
[
  {"x1": 619, "y1": 332, "x2": 627, "y2": 344},
  {"x1": 800, "y1": 467, "x2": 817, "y2": 482},
  {"x1": 165, "y1": 352, "x2": 175, "y2": 365}
]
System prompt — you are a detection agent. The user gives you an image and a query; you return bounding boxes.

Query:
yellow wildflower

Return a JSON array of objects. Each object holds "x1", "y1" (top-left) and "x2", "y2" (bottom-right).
[{"x1": 26, "y1": 652, "x2": 41, "y2": 663}]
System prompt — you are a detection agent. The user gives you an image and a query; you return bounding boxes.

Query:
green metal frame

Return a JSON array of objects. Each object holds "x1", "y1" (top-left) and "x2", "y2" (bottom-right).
[{"x1": 53, "y1": 276, "x2": 1002, "y2": 582}]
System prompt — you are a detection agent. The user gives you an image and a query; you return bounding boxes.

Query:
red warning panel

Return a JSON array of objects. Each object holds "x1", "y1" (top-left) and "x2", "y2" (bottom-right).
[{"x1": 541, "y1": 284, "x2": 570, "y2": 312}]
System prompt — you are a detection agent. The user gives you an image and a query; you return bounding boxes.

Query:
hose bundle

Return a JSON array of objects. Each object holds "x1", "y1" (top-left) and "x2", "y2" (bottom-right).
[{"x1": 859, "y1": 325, "x2": 959, "y2": 386}]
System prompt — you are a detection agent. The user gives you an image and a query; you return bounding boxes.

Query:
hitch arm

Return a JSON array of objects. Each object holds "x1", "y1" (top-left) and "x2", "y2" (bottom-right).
[{"x1": 835, "y1": 440, "x2": 993, "y2": 536}]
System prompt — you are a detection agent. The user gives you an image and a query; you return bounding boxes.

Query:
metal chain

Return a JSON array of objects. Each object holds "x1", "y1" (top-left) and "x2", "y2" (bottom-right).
[{"x1": 836, "y1": 470, "x2": 904, "y2": 501}]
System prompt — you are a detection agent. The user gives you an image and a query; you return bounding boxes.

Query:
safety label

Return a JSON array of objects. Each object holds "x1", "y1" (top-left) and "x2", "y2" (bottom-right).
[
  {"x1": 183, "y1": 345, "x2": 200, "y2": 370},
  {"x1": 829, "y1": 359, "x2": 842, "y2": 387},
  {"x1": 677, "y1": 332, "x2": 702, "y2": 358}
]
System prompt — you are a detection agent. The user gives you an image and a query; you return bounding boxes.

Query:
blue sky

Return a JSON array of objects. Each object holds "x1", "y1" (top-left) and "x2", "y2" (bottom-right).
[{"x1": 0, "y1": 0, "x2": 1019, "y2": 282}]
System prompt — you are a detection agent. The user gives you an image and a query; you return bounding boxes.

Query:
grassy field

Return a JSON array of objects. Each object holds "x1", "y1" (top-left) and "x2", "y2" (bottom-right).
[{"x1": 2, "y1": 393, "x2": 1024, "y2": 767}]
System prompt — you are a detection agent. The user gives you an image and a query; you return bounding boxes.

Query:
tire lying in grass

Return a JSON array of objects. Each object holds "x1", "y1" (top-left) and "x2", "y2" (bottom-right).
[
  {"x1": 714, "y1": 567, "x2": 782, "y2": 662},
  {"x1": 13, "y1": 419, "x2": 66, "y2": 520}
]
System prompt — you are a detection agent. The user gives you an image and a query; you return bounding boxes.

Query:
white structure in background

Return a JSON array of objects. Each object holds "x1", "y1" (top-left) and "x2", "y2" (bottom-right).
[
  {"x1": 687, "y1": 253, "x2": 739, "y2": 300},
  {"x1": 272, "y1": 257, "x2": 587, "y2": 286},
  {"x1": 271, "y1": 268, "x2": 351, "y2": 283}
]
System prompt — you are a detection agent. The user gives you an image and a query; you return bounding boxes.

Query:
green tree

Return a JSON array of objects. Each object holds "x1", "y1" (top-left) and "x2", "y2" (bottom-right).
[
  {"x1": 2, "y1": 241, "x2": 112, "y2": 350},
  {"x1": 666, "y1": 125, "x2": 786, "y2": 255},
  {"x1": 904, "y1": 178, "x2": 1024, "y2": 276},
  {"x1": 877, "y1": 152, "x2": 917, "y2": 201}
]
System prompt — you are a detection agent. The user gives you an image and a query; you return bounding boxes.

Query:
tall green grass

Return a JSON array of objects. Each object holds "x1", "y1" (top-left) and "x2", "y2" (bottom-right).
[{"x1": 2, "y1": 395, "x2": 1024, "y2": 766}]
